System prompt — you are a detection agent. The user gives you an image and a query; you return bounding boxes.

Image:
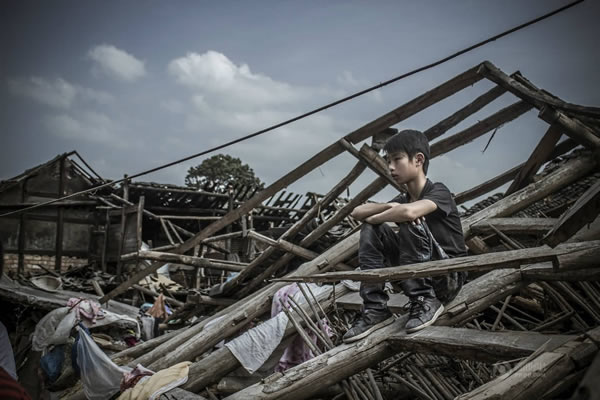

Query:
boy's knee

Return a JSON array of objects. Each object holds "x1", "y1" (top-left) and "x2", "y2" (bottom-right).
[{"x1": 360, "y1": 222, "x2": 382, "y2": 238}]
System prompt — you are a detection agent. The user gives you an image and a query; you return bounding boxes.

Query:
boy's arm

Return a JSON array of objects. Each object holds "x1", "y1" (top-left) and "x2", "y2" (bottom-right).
[
  {"x1": 351, "y1": 202, "x2": 398, "y2": 221},
  {"x1": 364, "y1": 199, "x2": 437, "y2": 224}
]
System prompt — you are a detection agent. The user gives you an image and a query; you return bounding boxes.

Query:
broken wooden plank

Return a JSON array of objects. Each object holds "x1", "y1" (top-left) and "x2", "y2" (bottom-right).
[
  {"x1": 543, "y1": 179, "x2": 600, "y2": 247},
  {"x1": 470, "y1": 217, "x2": 558, "y2": 235},
  {"x1": 338, "y1": 139, "x2": 403, "y2": 191},
  {"x1": 569, "y1": 350, "x2": 600, "y2": 400},
  {"x1": 478, "y1": 61, "x2": 600, "y2": 119},
  {"x1": 461, "y1": 152, "x2": 598, "y2": 238},
  {"x1": 454, "y1": 138, "x2": 577, "y2": 205},
  {"x1": 424, "y1": 85, "x2": 507, "y2": 141},
  {"x1": 456, "y1": 327, "x2": 600, "y2": 400},
  {"x1": 122, "y1": 250, "x2": 247, "y2": 272},
  {"x1": 504, "y1": 124, "x2": 563, "y2": 195},
  {"x1": 132, "y1": 284, "x2": 184, "y2": 307},
  {"x1": 539, "y1": 107, "x2": 600, "y2": 149},
  {"x1": 386, "y1": 327, "x2": 574, "y2": 364},
  {"x1": 277, "y1": 240, "x2": 600, "y2": 283},
  {"x1": 430, "y1": 101, "x2": 533, "y2": 158}
]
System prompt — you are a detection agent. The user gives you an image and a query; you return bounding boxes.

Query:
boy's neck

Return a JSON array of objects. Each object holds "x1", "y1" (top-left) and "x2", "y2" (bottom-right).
[{"x1": 406, "y1": 173, "x2": 427, "y2": 202}]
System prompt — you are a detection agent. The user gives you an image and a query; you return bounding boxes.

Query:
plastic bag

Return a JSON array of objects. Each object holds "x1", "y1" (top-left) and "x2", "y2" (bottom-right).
[{"x1": 75, "y1": 327, "x2": 131, "y2": 400}]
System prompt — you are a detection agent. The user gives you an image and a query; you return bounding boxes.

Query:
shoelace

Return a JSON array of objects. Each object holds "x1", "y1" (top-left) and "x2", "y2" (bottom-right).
[{"x1": 403, "y1": 297, "x2": 431, "y2": 318}]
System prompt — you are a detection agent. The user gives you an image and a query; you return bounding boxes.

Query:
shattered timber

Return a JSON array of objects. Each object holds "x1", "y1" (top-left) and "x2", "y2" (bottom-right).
[{"x1": 1, "y1": 61, "x2": 600, "y2": 399}]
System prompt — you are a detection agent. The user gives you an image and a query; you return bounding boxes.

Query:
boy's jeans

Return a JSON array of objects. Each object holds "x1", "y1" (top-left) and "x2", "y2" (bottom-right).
[{"x1": 359, "y1": 221, "x2": 440, "y2": 311}]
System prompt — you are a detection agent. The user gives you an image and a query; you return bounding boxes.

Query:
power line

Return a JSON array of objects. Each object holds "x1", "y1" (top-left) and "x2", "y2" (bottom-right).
[{"x1": 0, "y1": 0, "x2": 584, "y2": 218}]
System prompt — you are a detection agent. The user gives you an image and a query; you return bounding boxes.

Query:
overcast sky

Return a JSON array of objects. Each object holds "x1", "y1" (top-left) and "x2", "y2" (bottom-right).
[{"x1": 1, "y1": 1, "x2": 598, "y2": 206}]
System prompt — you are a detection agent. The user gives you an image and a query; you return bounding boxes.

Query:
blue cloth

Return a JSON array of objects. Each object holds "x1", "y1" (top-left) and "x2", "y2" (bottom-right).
[
  {"x1": 71, "y1": 323, "x2": 91, "y2": 376},
  {"x1": 40, "y1": 345, "x2": 65, "y2": 382}
]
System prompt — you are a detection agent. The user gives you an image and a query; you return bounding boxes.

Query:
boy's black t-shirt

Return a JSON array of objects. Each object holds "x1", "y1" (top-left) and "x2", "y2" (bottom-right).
[{"x1": 391, "y1": 179, "x2": 467, "y2": 258}]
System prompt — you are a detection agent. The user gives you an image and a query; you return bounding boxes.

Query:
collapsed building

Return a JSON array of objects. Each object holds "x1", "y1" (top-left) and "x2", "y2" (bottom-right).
[{"x1": 1, "y1": 60, "x2": 599, "y2": 399}]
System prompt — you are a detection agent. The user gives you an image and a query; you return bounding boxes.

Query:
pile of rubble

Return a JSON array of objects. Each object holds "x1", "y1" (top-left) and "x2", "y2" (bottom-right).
[{"x1": 1, "y1": 60, "x2": 599, "y2": 399}]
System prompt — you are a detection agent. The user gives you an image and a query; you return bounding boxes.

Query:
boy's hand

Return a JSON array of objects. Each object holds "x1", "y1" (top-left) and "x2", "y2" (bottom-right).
[{"x1": 411, "y1": 216, "x2": 425, "y2": 226}]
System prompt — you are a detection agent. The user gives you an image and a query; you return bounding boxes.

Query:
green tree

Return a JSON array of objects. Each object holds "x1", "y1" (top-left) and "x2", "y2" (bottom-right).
[{"x1": 185, "y1": 154, "x2": 264, "y2": 194}]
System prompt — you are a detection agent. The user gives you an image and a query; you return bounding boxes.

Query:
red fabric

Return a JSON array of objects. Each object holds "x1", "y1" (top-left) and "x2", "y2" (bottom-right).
[{"x1": 0, "y1": 367, "x2": 31, "y2": 400}]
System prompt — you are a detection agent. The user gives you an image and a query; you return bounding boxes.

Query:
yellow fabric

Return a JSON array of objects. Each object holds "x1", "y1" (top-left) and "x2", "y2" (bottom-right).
[{"x1": 118, "y1": 361, "x2": 192, "y2": 400}]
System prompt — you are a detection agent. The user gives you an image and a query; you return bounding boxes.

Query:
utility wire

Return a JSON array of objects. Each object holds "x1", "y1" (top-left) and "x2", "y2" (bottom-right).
[{"x1": 0, "y1": 0, "x2": 584, "y2": 218}]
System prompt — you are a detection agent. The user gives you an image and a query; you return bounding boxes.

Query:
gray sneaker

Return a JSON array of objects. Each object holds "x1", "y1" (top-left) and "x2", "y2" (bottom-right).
[
  {"x1": 404, "y1": 296, "x2": 444, "y2": 333},
  {"x1": 342, "y1": 309, "x2": 393, "y2": 343}
]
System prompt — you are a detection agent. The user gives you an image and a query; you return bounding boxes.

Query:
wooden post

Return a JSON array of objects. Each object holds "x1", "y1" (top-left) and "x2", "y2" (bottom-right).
[
  {"x1": 123, "y1": 174, "x2": 129, "y2": 201},
  {"x1": 17, "y1": 180, "x2": 27, "y2": 276},
  {"x1": 505, "y1": 124, "x2": 563, "y2": 195},
  {"x1": 55, "y1": 156, "x2": 66, "y2": 272},
  {"x1": 101, "y1": 208, "x2": 109, "y2": 273},
  {"x1": 115, "y1": 206, "x2": 126, "y2": 277}
]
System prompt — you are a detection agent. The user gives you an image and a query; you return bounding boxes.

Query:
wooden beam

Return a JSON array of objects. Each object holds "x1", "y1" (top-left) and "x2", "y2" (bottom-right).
[
  {"x1": 470, "y1": 217, "x2": 558, "y2": 235},
  {"x1": 478, "y1": 61, "x2": 600, "y2": 119},
  {"x1": 387, "y1": 327, "x2": 573, "y2": 364},
  {"x1": 539, "y1": 107, "x2": 600, "y2": 149},
  {"x1": 456, "y1": 327, "x2": 600, "y2": 400},
  {"x1": 454, "y1": 138, "x2": 577, "y2": 205},
  {"x1": 543, "y1": 179, "x2": 600, "y2": 247},
  {"x1": 461, "y1": 152, "x2": 598, "y2": 238},
  {"x1": 123, "y1": 250, "x2": 247, "y2": 272},
  {"x1": 99, "y1": 65, "x2": 482, "y2": 304},
  {"x1": 280, "y1": 240, "x2": 600, "y2": 283},
  {"x1": 430, "y1": 101, "x2": 533, "y2": 158},
  {"x1": 424, "y1": 85, "x2": 507, "y2": 141},
  {"x1": 505, "y1": 124, "x2": 563, "y2": 195},
  {"x1": 569, "y1": 350, "x2": 600, "y2": 400},
  {"x1": 338, "y1": 139, "x2": 402, "y2": 191},
  {"x1": 132, "y1": 284, "x2": 184, "y2": 307}
]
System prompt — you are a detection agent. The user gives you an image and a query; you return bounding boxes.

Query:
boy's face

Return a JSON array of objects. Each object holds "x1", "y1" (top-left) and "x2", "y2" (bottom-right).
[{"x1": 386, "y1": 151, "x2": 423, "y2": 184}]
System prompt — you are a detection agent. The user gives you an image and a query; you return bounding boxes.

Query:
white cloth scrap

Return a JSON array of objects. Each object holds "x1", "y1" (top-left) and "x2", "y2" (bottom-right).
[{"x1": 225, "y1": 283, "x2": 331, "y2": 374}]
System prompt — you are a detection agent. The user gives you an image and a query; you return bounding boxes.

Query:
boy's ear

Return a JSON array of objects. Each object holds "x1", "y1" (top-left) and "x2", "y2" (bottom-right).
[{"x1": 414, "y1": 152, "x2": 425, "y2": 167}]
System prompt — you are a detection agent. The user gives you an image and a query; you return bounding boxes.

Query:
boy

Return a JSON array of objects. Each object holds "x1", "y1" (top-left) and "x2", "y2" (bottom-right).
[{"x1": 343, "y1": 129, "x2": 467, "y2": 343}]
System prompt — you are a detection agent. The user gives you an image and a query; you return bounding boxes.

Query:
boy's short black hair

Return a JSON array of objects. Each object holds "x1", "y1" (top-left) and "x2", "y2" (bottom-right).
[{"x1": 383, "y1": 129, "x2": 430, "y2": 174}]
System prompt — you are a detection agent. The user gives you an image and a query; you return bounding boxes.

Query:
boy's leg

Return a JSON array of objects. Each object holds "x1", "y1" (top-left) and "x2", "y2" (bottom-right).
[
  {"x1": 343, "y1": 223, "x2": 398, "y2": 343},
  {"x1": 396, "y1": 222, "x2": 444, "y2": 333}
]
